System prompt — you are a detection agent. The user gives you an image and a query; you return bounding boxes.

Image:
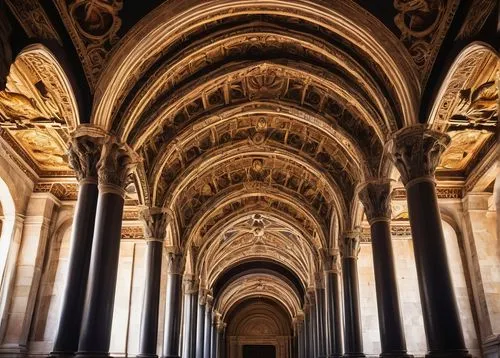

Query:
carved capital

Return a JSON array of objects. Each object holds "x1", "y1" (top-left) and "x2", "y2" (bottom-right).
[
  {"x1": 67, "y1": 135, "x2": 103, "y2": 183},
  {"x1": 358, "y1": 179, "x2": 393, "y2": 224},
  {"x1": 97, "y1": 137, "x2": 141, "y2": 195},
  {"x1": 324, "y1": 252, "x2": 342, "y2": 274},
  {"x1": 184, "y1": 276, "x2": 199, "y2": 294},
  {"x1": 165, "y1": 249, "x2": 184, "y2": 275},
  {"x1": 139, "y1": 207, "x2": 169, "y2": 241},
  {"x1": 342, "y1": 231, "x2": 361, "y2": 259},
  {"x1": 390, "y1": 125, "x2": 450, "y2": 186}
]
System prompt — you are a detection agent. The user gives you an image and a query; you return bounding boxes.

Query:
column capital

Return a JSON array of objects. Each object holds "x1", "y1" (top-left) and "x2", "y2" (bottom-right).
[
  {"x1": 165, "y1": 249, "x2": 184, "y2": 275},
  {"x1": 358, "y1": 178, "x2": 393, "y2": 224},
  {"x1": 183, "y1": 276, "x2": 199, "y2": 294},
  {"x1": 67, "y1": 134, "x2": 104, "y2": 183},
  {"x1": 139, "y1": 207, "x2": 170, "y2": 242},
  {"x1": 389, "y1": 124, "x2": 450, "y2": 186},
  {"x1": 97, "y1": 136, "x2": 141, "y2": 196},
  {"x1": 314, "y1": 271, "x2": 324, "y2": 289},
  {"x1": 324, "y1": 252, "x2": 342, "y2": 274},
  {"x1": 341, "y1": 231, "x2": 361, "y2": 259}
]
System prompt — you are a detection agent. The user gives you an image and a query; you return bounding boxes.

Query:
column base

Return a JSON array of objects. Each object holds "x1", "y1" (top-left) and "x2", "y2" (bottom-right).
[
  {"x1": 380, "y1": 354, "x2": 413, "y2": 358},
  {"x1": 161, "y1": 356, "x2": 180, "y2": 358},
  {"x1": 136, "y1": 354, "x2": 158, "y2": 358},
  {"x1": 75, "y1": 353, "x2": 110, "y2": 358},
  {"x1": 425, "y1": 351, "x2": 471, "y2": 358},
  {"x1": 327, "y1": 355, "x2": 343, "y2": 358},
  {"x1": 343, "y1": 354, "x2": 366, "y2": 358},
  {"x1": 49, "y1": 352, "x2": 75, "y2": 358}
]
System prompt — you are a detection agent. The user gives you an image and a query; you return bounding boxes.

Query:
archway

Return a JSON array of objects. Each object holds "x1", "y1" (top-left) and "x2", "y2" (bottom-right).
[{"x1": 225, "y1": 298, "x2": 293, "y2": 358}]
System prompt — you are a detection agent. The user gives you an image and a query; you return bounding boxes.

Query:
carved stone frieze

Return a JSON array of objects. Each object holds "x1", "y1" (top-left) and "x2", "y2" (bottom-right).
[
  {"x1": 139, "y1": 207, "x2": 169, "y2": 241},
  {"x1": 390, "y1": 125, "x2": 451, "y2": 185},
  {"x1": 392, "y1": 186, "x2": 463, "y2": 200},
  {"x1": 54, "y1": 0, "x2": 123, "y2": 88},
  {"x1": 120, "y1": 226, "x2": 143, "y2": 240},
  {"x1": 67, "y1": 135, "x2": 103, "y2": 182},
  {"x1": 33, "y1": 182, "x2": 79, "y2": 201},
  {"x1": 5, "y1": 0, "x2": 62, "y2": 44},
  {"x1": 97, "y1": 137, "x2": 140, "y2": 192},
  {"x1": 394, "y1": 0, "x2": 460, "y2": 83},
  {"x1": 358, "y1": 179, "x2": 393, "y2": 223}
]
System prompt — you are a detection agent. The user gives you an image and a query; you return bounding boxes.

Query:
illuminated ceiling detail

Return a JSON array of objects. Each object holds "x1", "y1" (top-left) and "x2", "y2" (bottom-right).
[{"x1": 0, "y1": 45, "x2": 79, "y2": 175}]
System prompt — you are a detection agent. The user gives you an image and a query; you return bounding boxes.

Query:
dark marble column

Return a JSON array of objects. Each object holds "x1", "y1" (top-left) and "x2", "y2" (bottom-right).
[
  {"x1": 76, "y1": 138, "x2": 139, "y2": 358},
  {"x1": 51, "y1": 135, "x2": 103, "y2": 358},
  {"x1": 324, "y1": 254, "x2": 343, "y2": 358},
  {"x1": 315, "y1": 277, "x2": 327, "y2": 358},
  {"x1": 210, "y1": 319, "x2": 217, "y2": 358},
  {"x1": 162, "y1": 250, "x2": 184, "y2": 358},
  {"x1": 196, "y1": 291, "x2": 207, "y2": 358},
  {"x1": 342, "y1": 232, "x2": 366, "y2": 358},
  {"x1": 137, "y1": 209, "x2": 169, "y2": 358},
  {"x1": 203, "y1": 295, "x2": 213, "y2": 358},
  {"x1": 182, "y1": 279, "x2": 199, "y2": 358},
  {"x1": 390, "y1": 125, "x2": 471, "y2": 358},
  {"x1": 358, "y1": 179, "x2": 412, "y2": 358}
]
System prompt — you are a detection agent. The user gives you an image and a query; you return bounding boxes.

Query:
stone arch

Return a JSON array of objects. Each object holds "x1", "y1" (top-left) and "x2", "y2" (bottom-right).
[{"x1": 93, "y1": 0, "x2": 418, "y2": 132}]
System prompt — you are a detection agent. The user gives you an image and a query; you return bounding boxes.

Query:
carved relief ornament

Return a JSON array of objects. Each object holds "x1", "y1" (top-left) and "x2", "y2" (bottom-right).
[
  {"x1": 390, "y1": 125, "x2": 450, "y2": 186},
  {"x1": 97, "y1": 137, "x2": 141, "y2": 195},
  {"x1": 165, "y1": 249, "x2": 184, "y2": 275},
  {"x1": 342, "y1": 231, "x2": 361, "y2": 259},
  {"x1": 139, "y1": 207, "x2": 170, "y2": 242},
  {"x1": 358, "y1": 179, "x2": 393, "y2": 224},
  {"x1": 67, "y1": 135, "x2": 103, "y2": 183}
]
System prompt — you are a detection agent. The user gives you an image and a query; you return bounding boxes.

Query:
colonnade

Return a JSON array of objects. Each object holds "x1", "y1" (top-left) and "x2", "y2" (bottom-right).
[{"x1": 49, "y1": 125, "x2": 472, "y2": 358}]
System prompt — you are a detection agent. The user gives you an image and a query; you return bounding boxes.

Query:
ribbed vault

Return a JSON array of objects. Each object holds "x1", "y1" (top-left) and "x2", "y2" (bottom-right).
[{"x1": 89, "y1": 0, "x2": 420, "y2": 339}]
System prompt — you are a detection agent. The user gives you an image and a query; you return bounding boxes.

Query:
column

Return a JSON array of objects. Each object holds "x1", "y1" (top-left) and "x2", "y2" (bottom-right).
[
  {"x1": 342, "y1": 232, "x2": 365, "y2": 358},
  {"x1": 196, "y1": 292, "x2": 206, "y2": 358},
  {"x1": 162, "y1": 250, "x2": 184, "y2": 358},
  {"x1": 390, "y1": 125, "x2": 470, "y2": 358},
  {"x1": 315, "y1": 276, "x2": 327, "y2": 358},
  {"x1": 182, "y1": 278, "x2": 199, "y2": 358},
  {"x1": 295, "y1": 316, "x2": 305, "y2": 358},
  {"x1": 203, "y1": 295, "x2": 213, "y2": 358},
  {"x1": 358, "y1": 179, "x2": 412, "y2": 358},
  {"x1": 137, "y1": 208, "x2": 170, "y2": 358},
  {"x1": 308, "y1": 291, "x2": 318, "y2": 358},
  {"x1": 51, "y1": 135, "x2": 103, "y2": 357},
  {"x1": 304, "y1": 304, "x2": 312, "y2": 358},
  {"x1": 324, "y1": 254, "x2": 343, "y2": 358},
  {"x1": 76, "y1": 138, "x2": 139, "y2": 358},
  {"x1": 210, "y1": 315, "x2": 217, "y2": 358}
]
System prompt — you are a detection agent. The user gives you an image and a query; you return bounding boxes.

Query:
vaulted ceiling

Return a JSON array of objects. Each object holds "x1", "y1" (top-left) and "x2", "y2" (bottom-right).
[{"x1": 0, "y1": 0, "x2": 497, "y2": 321}]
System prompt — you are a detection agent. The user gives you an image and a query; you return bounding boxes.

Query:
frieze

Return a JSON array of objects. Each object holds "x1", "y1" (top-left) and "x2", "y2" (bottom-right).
[
  {"x1": 33, "y1": 182, "x2": 78, "y2": 201},
  {"x1": 392, "y1": 186, "x2": 463, "y2": 200},
  {"x1": 121, "y1": 226, "x2": 143, "y2": 240}
]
